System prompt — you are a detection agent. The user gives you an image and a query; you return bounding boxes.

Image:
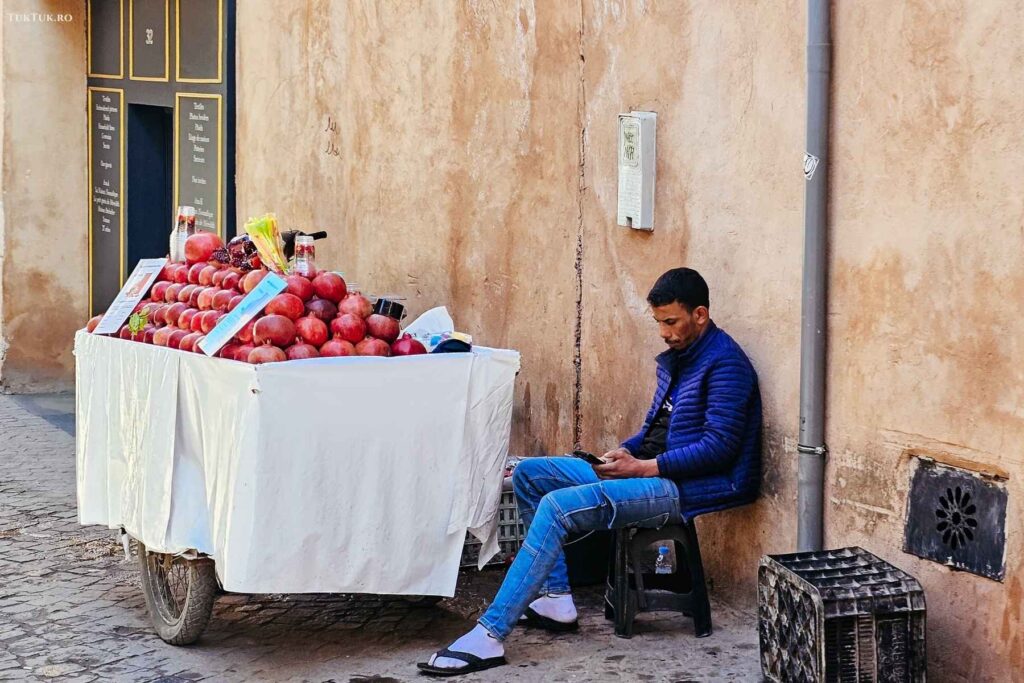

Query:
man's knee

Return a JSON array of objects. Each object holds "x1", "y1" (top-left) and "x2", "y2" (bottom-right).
[{"x1": 512, "y1": 456, "x2": 552, "y2": 493}]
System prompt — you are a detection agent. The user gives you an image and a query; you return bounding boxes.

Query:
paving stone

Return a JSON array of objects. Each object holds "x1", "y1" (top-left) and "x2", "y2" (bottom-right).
[{"x1": 0, "y1": 394, "x2": 761, "y2": 681}]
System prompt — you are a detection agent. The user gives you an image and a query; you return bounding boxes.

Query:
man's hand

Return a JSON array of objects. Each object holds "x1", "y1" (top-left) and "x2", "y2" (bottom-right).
[{"x1": 593, "y1": 448, "x2": 660, "y2": 479}]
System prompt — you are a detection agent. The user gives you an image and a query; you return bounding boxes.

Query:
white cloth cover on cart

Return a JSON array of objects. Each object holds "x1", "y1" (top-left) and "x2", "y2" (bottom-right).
[{"x1": 75, "y1": 331, "x2": 519, "y2": 596}]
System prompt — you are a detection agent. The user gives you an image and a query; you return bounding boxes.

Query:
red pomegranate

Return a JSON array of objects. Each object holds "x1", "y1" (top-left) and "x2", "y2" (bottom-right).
[
  {"x1": 253, "y1": 315, "x2": 296, "y2": 347},
  {"x1": 235, "y1": 319, "x2": 256, "y2": 344},
  {"x1": 222, "y1": 271, "x2": 242, "y2": 292},
  {"x1": 200, "y1": 310, "x2": 223, "y2": 334},
  {"x1": 144, "y1": 327, "x2": 158, "y2": 344},
  {"x1": 228, "y1": 294, "x2": 245, "y2": 312},
  {"x1": 196, "y1": 288, "x2": 218, "y2": 311},
  {"x1": 286, "y1": 343, "x2": 320, "y2": 360},
  {"x1": 331, "y1": 314, "x2": 367, "y2": 344},
  {"x1": 177, "y1": 308, "x2": 199, "y2": 329},
  {"x1": 265, "y1": 293, "x2": 305, "y2": 320},
  {"x1": 320, "y1": 339, "x2": 357, "y2": 357},
  {"x1": 218, "y1": 343, "x2": 241, "y2": 359},
  {"x1": 284, "y1": 275, "x2": 314, "y2": 302},
  {"x1": 188, "y1": 286, "x2": 206, "y2": 308},
  {"x1": 391, "y1": 334, "x2": 428, "y2": 356},
  {"x1": 241, "y1": 269, "x2": 267, "y2": 294},
  {"x1": 305, "y1": 298, "x2": 337, "y2": 321},
  {"x1": 311, "y1": 272, "x2": 347, "y2": 303},
  {"x1": 189, "y1": 312, "x2": 206, "y2": 333},
  {"x1": 165, "y1": 303, "x2": 188, "y2": 325},
  {"x1": 184, "y1": 232, "x2": 224, "y2": 265},
  {"x1": 187, "y1": 263, "x2": 206, "y2": 285},
  {"x1": 151, "y1": 281, "x2": 171, "y2": 303},
  {"x1": 86, "y1": 315, "x2": 103, "y2": 333},
  {"x1": 118, "y1": 325, "x2": 132, "y2": 340},
  {"x1": 197, "y1": 265, "x2": 217, "y2": 286},
  {"x1": 248, "y1": 345, "x2": 286, "y2": 364},
  {"x1": 212, "y1": 289, "x2": 235, "y2": 312},
  {"x1": 366, "y1": 314, "x2": 400, "y2": 343},
  {"x1": 157, "y1": 263, "x2": 175, "y2": 282},
  {"x1": 212, "y1": 268, "x2": 230, "y2": 287},
  {"x1": 233, "y1": 343, "x2": 255, "y2": 361},
  {"x1": 150, "y1": 305, "x2": 169, "y2": 325},
  {"x1": 356, "y1": 337, "x2": 391, "y2": 357},
  {"x1": 179, "y1": 332, "x2": 202, "y2": 353},
  {"x1": 171, "y1": 264, "x2": 190, "y2": 284},
  {"x1": 167, "y1": 329, "x2": 189, "y2": 349},
  {"x1": 153, "y1": 327, "x2": 176, "y2": 347},
  {"x1": 338, "y1": 294, "x2": 374, "y2": 319},
  {"x1": 191, "y1": 335, "x2": 207, "y2": 353},
  {"x1": 296, "y1": 315, "x2": 329, "y2": 347},
  {"x1": 164, "y1": 284, "x2": 185, "y2": 304},
  {"x1": 177, "y1": 284, "x2": 198, "y2": 304}
]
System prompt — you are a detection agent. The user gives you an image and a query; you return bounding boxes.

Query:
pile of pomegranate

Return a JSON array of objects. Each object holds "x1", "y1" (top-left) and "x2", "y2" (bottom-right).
[{"x1": 86, "y1": 232, "x2": 427, "y2": 364}]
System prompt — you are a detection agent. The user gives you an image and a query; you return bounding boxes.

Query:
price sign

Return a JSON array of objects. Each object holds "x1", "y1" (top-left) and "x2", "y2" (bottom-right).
[{"x1": 198, "y1": 273, "x2": 286, "y2": 356}]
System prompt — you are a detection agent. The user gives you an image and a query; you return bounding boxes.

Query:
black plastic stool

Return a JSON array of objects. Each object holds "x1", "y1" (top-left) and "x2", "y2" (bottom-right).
[{"x1": 603, "y1": 519, "x2": 712, "y2": 639}]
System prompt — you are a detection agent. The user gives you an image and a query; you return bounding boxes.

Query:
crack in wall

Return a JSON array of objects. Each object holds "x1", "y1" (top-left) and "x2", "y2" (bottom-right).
[{"x1": 572, "y1": 0, "x2": 586, "y2": 450}]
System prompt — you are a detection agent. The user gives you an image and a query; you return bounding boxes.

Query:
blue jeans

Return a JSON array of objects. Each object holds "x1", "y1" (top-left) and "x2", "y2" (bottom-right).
[{"x1": 477, "y1": 456, "x2": 682, "y2": 640}]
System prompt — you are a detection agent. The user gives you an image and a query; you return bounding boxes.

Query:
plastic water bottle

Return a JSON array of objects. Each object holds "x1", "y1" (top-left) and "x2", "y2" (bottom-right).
[
  {"x1": 655, "y1": 544, "x2": 672, "y2": 574},
  {"x1": 169, "y1": 206, "x2": 196, "y2": 262}
]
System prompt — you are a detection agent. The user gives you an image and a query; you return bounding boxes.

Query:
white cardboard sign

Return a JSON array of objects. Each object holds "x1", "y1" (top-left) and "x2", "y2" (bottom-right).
[
  {"x1": 198, "y1": 272, "x2": 287, "y2": 356},
  {"x1": 93, "y1": 258, "x2": 169, "y2": 335}
]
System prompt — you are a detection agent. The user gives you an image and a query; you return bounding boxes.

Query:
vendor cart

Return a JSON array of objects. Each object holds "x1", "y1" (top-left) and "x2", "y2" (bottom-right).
[{"x1": 74, "y1": 331, "x2": 520, "y2": 644}]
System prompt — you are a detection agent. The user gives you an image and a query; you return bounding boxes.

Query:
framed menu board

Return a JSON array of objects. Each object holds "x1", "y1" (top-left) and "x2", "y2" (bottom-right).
[
  {"x1": 88, "y1": 87, "x2": 125, "y2": 316},
  {"x1": 174, "y1": 93, "x2": 223, "y2": 237}
]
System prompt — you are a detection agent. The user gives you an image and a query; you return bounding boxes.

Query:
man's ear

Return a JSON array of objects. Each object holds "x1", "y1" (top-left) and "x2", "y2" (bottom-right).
[{"x1": 694, "y1": 305, "x2": 710, "y2": 324}]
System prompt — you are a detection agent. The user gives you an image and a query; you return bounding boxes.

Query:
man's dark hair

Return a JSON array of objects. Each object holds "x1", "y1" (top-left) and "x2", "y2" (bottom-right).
[{"x1": 647, "y1": 268, "x2": 710, "y2": 310}]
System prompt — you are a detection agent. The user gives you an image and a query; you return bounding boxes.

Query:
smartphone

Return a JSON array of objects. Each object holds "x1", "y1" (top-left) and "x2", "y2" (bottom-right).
[{"x1": 572, "y1": 449, "x2": 604, "y2": 466}]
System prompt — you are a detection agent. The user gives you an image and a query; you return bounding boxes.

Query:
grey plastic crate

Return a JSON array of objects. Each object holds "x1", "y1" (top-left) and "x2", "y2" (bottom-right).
[
  {"x1": 461, "y1": 488, "x2": 525, "y2": 568},
  {"x1": 758, "y1": 547, "x2": 926, "y2": 683}
]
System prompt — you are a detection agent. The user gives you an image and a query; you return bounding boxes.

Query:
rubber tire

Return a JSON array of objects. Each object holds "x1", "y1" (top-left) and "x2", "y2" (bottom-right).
[
  {"x1": 401, "y1": 595, "x2": 444, "y2": 608},
  {"x1": 138, "y1": 542, "x2": 218, "y2": 645}
]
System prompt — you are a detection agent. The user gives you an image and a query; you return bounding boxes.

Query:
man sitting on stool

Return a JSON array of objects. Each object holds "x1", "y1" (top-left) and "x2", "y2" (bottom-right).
[{"x1": 418, "y1": 267, "x2": 762, "y2": 677}]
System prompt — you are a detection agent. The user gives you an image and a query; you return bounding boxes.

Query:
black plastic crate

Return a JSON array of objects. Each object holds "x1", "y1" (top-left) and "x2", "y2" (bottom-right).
[{"x1": 758, "y1": 547, "x2": 926, "y2": 682}]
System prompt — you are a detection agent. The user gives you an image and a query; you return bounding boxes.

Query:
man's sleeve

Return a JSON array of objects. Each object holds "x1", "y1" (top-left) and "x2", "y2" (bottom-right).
[
  {"x1": 621, "y1": 428, "x2": 645, "y2": 456},
  {"x1": 654, "y1": 357, "x2": 755, "y2": 478}
]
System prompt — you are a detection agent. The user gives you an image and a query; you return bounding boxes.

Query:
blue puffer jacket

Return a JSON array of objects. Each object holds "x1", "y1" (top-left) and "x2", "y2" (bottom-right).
[{"x1": 621, "y1": 321, "x2": 762, "y2": 519}]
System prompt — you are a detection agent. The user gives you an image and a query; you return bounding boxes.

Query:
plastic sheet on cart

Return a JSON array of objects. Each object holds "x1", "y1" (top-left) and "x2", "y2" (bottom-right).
[{"x1": 75, "y1": 331, "x2": 519, "y2": 596}]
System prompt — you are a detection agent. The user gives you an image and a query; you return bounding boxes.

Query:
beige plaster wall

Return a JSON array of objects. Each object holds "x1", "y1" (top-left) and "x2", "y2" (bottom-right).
[
  {"x1": 236, "y1": 1, "x2": 1021, "y2": 677},
  {"x1": 825, "y1": 2, "x2": 1024, "y2": 679},
  {"x1": 0, "y1": 1, "x2": 88, "y2": 392},
  {"x1": 236, "y1": 1, "x2": 582, "y2": 453},
  {"x1": 577, "y1": 0, "x2": 805, "y2": 610}
]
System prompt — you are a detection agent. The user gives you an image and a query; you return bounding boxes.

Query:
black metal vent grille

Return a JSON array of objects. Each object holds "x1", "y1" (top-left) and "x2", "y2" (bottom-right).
[
  {"x1": 759, "y1": 547, "x2": 926, "y2": 682},
  {"x1": 904, "y1": 460, "x2": 1007, "y2": 581}
]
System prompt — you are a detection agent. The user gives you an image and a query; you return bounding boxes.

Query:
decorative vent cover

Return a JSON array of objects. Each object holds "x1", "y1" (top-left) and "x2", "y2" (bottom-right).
[{"x1": 903, "y1": 460, "x2": 1007, "y2": 581}]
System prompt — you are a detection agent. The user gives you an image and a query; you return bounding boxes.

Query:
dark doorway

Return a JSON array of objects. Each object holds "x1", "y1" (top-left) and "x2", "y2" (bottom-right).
[{"x1": 126, "y1": 104, "x2": 173, "y2": 267}]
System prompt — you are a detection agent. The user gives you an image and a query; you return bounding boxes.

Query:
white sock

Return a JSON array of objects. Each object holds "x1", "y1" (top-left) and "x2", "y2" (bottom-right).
[
  {"x1": 528, "y1": 593, "x2": 577, "y2": 623},
  {"x1": 429, "y1": 623, "x2": 504, "y2": 669}
]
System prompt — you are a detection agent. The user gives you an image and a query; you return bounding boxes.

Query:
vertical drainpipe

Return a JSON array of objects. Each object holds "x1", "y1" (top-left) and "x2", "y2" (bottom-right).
[{"x1": 797, "y1": 0, "x2": 831, "y2": 553}]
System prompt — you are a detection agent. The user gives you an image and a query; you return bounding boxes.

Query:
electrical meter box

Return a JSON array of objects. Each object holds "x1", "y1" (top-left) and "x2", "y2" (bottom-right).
[{"x1": 617, "y1": 111, "x2": 657, "y2": 231}]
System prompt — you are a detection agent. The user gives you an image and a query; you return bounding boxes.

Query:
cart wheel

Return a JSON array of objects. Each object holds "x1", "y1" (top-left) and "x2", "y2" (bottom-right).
[
  {"x1": 137, "y1": 542, "x2": 218, "y2": 645},
  {"x1": 402, "y1": 595, "x2": 444, "y2": 608}
]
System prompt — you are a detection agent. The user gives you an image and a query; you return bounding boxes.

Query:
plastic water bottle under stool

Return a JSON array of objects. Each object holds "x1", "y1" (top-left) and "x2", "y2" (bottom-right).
[{"x1": 655, "y1": 544, "x2": 672, "y2": 574}]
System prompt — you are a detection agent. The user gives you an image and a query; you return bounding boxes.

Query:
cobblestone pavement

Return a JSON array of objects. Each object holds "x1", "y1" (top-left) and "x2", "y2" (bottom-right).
[{"x1": 0, "y1": 394, "x2": 760, "y2": 682}]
